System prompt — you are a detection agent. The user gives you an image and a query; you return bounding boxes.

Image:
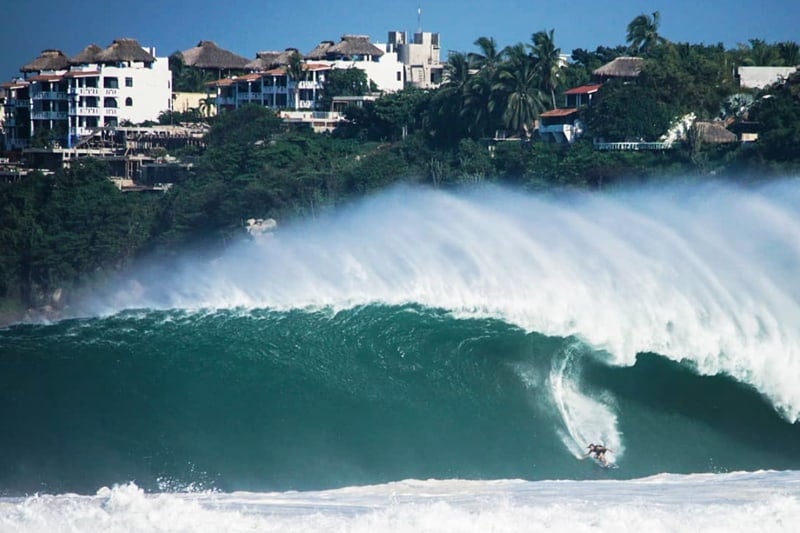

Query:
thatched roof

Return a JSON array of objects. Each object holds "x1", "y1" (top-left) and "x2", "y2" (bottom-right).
[
  {"x1": 180, "y1": 40, "x2": 248, "y2": 70},
  {"x1": 246, "y1": 48, "x2": 301, "y2": 70},
  {"x1": 695, "y1": 121, "x2": 737, "y2": 143},
  {"x1": 95, "y1": 38, "x2": 155, "y2": 63},
  {"x1": 21, "y1": 49, "x2": 70, "y2": 72},
  {"x1": 593, "y1": 56, "x2": 643, "y2": 78},
  {"x1": 306, "y1": 41, "x2": 335, "y2": 60},
  {"x1": 326, "y1": 35, "x2": 384, "y2": 59},
  {"x1": 70, "y1": 44, "x2": 103, "y2": 65}
]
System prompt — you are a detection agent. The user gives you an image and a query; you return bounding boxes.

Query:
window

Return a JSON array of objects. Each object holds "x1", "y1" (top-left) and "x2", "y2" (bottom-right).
[
  {"x1": 104, "y1": 97, "x2": 118, "y2": 108},
  {"x1": 125, "y1": 77, "x2": 133, "y2": 87},
  {"x1": 125, "y1": 97, "x2": 133, "y2": 107},
  {"x1": 103, "y1": 77, "x2": 119, "y2": 89},
  {"x1": 397, "y1": 71, "x2": 402, "y2": 81}
]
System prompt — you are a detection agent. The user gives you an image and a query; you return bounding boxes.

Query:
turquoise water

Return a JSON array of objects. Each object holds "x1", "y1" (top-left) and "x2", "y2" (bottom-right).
[{"x1": 2, "y1": 305, "x2": 798, "y2": 495}]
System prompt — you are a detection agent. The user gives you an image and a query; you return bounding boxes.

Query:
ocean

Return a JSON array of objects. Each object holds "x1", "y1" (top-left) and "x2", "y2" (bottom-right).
[{"x1": 1, "y1": 182, "x2": 799, "y2": 532}]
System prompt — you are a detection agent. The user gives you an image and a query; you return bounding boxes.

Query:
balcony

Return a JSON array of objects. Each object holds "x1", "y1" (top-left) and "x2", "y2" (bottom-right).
[
  {"x1": 71, "y1": 87, "x2": 100, "y2": 96},
  {"x1": 104, "y1": 108, "x2": 118, "y2": 116},
  {"x1": 103, "y1": 88, "x2": 119, "y2": 97},
  {"x1": 237, "y1": 92, "x2": 261, "y2": 101},
  {"x1": 297, "y1": 80, "x2": 320, "y2": 89},
  {"x1": 73, "y1": 107, "x2": 101, "y2": 116},
  {"x1": 32, "y1": 91, "x2": 68, "y2": 100},
  {"x1": 31, "y1": 111, "x2": 68, "y2": 120}
]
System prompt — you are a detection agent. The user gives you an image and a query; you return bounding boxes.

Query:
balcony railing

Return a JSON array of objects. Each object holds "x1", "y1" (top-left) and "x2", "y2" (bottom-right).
[
  {"x1": 105, "y1": 108, "x2": 118, "y2": 116},
  {"x1": 103, "y1": 88, "x2": 119, "y2": 97},
  {"x1": 70, "y1": 87, "x2": 100, "y2": 96},
  {"x1": 32, "y1": 91, "x2": 68, "y2": 100},
  {"x1": 593, "y1": 141, "x2": 673, "y2": 151},
  {"x1": 31, "y1": 111, "x2": 68, "y2": 120},
  {"x1": 73, "y1": 107, "x2": 101, "y2": 116}
]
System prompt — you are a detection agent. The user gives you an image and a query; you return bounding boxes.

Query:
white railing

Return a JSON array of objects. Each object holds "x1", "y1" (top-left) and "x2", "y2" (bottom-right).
[
  {"x1": 74, "y1": 107, "x2": 101, "y2": 116},
  {"x1": 103, "y1": 88, "x2": 118, "y2": 96},
  {"x1": 297, "y1": 80, "x2": 320, "y2": 89},
  {"x1": 105, "y1": 108, "x2": 118, "y2": 116},
  {"x1": 32, "y1": 91, "x2": 68, "y2": 100},
  {"x1": 72, "y1": 87, "x2": 100, "y2": 96},
  {"x1": 31, "y1": 111, "x2": 68, "y2": 120},
  {"x1": 594, "y1": 141, "x2": 673, "y2": 151}
]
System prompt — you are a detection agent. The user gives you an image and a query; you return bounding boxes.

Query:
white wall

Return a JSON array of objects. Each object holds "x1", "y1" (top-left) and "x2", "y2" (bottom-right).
[
  {"x1": 738, "y1": 66, "x2": 798, "y2": 89},
  {"x1": 106, "y1": 57, "x2": 171, "y2": 123},
  {"x1": 317, "y1": 43, "x2": 404, "y2": 92}
]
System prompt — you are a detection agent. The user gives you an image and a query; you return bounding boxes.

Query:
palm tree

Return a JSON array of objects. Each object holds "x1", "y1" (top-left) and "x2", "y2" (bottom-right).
[
  {"x1": 626, "y1": 11, "x2": 667, "y2": 56},
  {"x1": 469, "y1": 36, "x2": 503, "y2": 74},
  {"x1": 464, "y1": 37, "x2": 506, "y2": 137},
  {"x1": 496, "y1": 47, "x2": 546, "y2": 137},
  {"x1": 531, "y1": 29, "x2": 561, "y2": 109},
  {"x1": 286, "y1": 51, "x2": 306, "y2": 109},
  {"x1": 778, "y1": 41, "x2": 800, "y2": 67}
]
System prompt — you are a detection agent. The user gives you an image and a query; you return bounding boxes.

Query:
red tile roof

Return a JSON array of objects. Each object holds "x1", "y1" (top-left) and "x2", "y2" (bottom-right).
[
  {"x1": 63, "y1": 70, "x2": 100, "y2": 78},
  {"x1": 563, "y1": 83, "x2": 602, "y2": 95},
  {"x1": 26, "y1": 74, "x2": 64, "y2": 82}
]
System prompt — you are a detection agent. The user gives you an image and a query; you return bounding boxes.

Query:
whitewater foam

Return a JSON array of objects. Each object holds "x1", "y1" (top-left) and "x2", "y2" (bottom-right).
[
  {"x1": 2, "y1": 472, "x2": 799, "y2": 533},
  {"x1": 85, "y1": 181, "x2": 800, "y2": 421}
]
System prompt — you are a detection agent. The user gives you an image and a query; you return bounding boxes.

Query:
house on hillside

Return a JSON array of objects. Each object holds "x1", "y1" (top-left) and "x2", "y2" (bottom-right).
[
  {"x1": 537, "y1": 84, "x2": 601, "y2": 144},
  {"x1": 305, "y1": 34, "x2": 404, "y2": 92},
  {"x1": 208, "y1": 63, "x2": 331, "y2": 113},
  {"x1": 387, "y1": 31, "x2": 443, "y2": 88},
  {"x1": 2, "y1": 38, "x2": 171, "y2": 151}
]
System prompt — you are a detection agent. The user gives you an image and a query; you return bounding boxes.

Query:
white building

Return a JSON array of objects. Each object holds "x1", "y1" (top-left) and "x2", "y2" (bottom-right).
[
  {"x1": 306, "y1": 35, "x2": 404, "y2": 92},
  {"x1": 388, "y1": 31, "x2": 443, "y2": 88},
  {"x1": 2, "y1": 39, "x2": 171, "y2": 150}
]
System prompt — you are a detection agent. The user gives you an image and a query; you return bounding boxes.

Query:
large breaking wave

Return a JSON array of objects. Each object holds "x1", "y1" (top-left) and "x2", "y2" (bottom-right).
[{"x1": 84, "y1": 180, "x2": 800, "y2": 421}]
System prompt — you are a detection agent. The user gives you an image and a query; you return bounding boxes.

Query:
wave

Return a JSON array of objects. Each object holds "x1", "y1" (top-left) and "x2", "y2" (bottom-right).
[
  {"x1": 2, "y1": 306, "x2": 799, "y2": 495},
  {"x1": 79, "y1": 180, "x2": 800, "y2": 421}
]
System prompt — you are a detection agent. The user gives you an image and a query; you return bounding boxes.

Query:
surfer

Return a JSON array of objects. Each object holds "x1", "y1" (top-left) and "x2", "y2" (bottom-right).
[{"x1": 584, "y1": 443, "x2": 613, "y2": 467}]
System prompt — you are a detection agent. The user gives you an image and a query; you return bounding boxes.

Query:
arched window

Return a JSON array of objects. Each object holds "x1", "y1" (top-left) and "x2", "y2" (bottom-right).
[{"x1": 125, "y1": 97, "x2": 133, "y2": 107}]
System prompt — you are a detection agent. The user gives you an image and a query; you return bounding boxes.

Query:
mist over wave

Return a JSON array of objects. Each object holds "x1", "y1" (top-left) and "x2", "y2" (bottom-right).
[{"x1": 82, "y1": 180, "x2": 800, "y2": 420}]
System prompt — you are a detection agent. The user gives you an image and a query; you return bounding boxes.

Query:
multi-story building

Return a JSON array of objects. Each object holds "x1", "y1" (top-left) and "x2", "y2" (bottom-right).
[
  {"x1": 2, "y1": 39, "x2": 171, "y2": 150},
  {"x1": 388, "y1": 31, "x2": 443, "y2": 89},
  {"x1": 306, "y1": 34, "x2": 405, "y2": 92}
]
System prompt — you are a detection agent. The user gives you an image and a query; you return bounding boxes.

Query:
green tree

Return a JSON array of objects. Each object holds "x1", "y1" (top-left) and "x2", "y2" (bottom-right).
[
  {"x1": 626, "y1": 11, "x2": 667, "y2": 56},
  {"x1": 497, "y1": 46, "x2": 546, "y2": 137},
  {"x1": 531, "y1": 29, "x2": 561, "y2": 109},
  {"x1": 286, "y1": 51, "x2": 306, "y2": 110}
]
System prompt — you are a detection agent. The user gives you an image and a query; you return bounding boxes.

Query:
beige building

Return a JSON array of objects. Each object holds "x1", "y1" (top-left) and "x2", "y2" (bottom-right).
[{"x1": 387, "y1": 31, "x2": 443, "y2": 88}]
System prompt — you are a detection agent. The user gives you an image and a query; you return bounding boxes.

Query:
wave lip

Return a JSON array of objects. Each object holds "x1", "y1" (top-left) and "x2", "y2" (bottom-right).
[{"x1": 85, "y1": 182, "x2": 800, "y2": 421}]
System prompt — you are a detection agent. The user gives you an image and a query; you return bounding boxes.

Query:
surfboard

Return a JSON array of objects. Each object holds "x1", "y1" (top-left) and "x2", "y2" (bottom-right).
[{"x1": 594, "y1": 457, "x2": 618, "y2": 469}]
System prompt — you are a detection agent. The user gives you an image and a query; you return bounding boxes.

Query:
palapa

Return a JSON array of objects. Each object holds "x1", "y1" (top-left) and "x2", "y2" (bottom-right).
[
  {"x1": 179, "y1": 41, "x2": 248, "y2": 70},
  {"x1": 246, "y1": 48, "x2": 300, "y2": 70},
  {"x1": 95, "y1": 38, "x2": 156, "y2": 63},
  {"x1": 69, "y1": 44, "x2": 103, "y2": 65},
  {"x1": 326, "y1": 35, "x2": 384, "y2": 59},
  {"x1": 21, "y1": 49, "x2": 70, "y2": 72},
  {"x1": 593, "y1": 57, "x2": 644, "y2": 79},
  {"x1": 694, "y1": 121, "x2": 737, "y2": 143},
  {"x1": 305, "y1": 41, "x2": 335, "y2": 60}
]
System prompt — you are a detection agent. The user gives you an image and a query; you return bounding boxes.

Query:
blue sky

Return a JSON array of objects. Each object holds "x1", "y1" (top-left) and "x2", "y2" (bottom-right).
[{"x1": 1, "y1": 0, "x2": 798, "y2": 81}]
